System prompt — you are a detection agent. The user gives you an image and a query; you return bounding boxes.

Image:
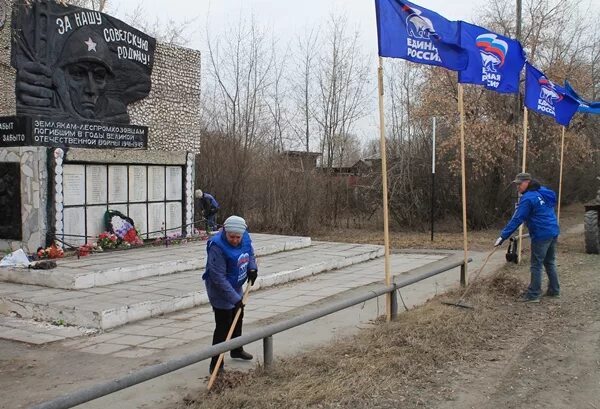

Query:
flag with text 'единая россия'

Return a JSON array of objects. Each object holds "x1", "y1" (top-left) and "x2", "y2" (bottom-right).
[{"x1": 375, "y1": 0, "x2": 468, "y2": 71}]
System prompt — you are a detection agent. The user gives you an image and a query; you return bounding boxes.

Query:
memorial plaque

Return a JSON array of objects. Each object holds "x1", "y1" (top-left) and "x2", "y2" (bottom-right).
[
  {"x1": 166, "y1": 202, "x2": 182, "y2": 236},
  {"x1": 148, "y1": 166, "x2": 165, "y2": 202},
  {"x1": 108, "y1": 204, "x2": 128, "y2": 216},
  {"x1": 62, "y1": 164, "x2": 86, "y2": 206},
  {"x1": 87, "y1": 205, "x2": 107, "y2": 240},
  {"x1": 86, "y1": 165, "x2": 107, "y2": 204},
  {"x1": 0, "y1": 162, "x2": 22, "y2": 240},
  {"x1": 128, "y1": 203, "x2": 147, "y2": 238},
  {"x1": 166, "y1": 167, "x2": 182, "y2": 201},
  {"x1": 0, "y1": 116, "x2": 28, "y2": 148},
  {"x1": 63, "y1": 207, "x2": 86, "y2": 245},
  {"x1": 108, "y1": 165, "x2": 128, "y2": 203},
  {"x1": 129, "y1": 166, "x2": 147, "y2": 202},
  {"x1": 148, "y1": 202, "x2": 165, "y2": 238}
]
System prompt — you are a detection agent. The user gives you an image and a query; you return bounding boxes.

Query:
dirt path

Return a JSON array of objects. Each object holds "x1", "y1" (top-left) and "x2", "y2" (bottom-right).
[{"x1": 436, "y1": 249, "x2": 600, "y2": 409}]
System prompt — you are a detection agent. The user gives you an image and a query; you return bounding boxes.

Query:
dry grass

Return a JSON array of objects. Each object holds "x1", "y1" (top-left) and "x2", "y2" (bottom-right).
[
  {"x1": 182, "y1": 267, "x2": 530, "y2": 409},
  {"x1": 315, "y1": 228, "x2": 499, "y2": 251},
  {"x1": 314, "y1": 204, "x2": 583, "y2": 252}
]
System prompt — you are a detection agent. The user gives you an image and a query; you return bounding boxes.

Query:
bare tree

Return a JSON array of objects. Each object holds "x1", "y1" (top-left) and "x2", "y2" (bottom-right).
[
  {"x1": 203, "y1": 15, "x2": 275, "y2": 213},
  {"x1": 315, "y1": 15, "x2": 370, "y2": 169},
  {"x1": 291, "y1": 26, "x2": 320, "y2": 152},
  {"x1": 264, "y1": 40, "x2": 290, "y2": 153},
  {"x1": 122, "y1": 3, "x2": 195, "y2": 46}
]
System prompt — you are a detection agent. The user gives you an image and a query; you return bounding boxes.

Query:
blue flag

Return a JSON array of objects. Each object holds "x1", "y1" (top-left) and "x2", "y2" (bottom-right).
[
  {"x1": 524, "y1": 63, "x2": 579, "y2": 127},
  {"x1": 564, "y1": 80, "x2": 600, "y2": 114},
  {"x1": 458, "y1": 22, "x2": 525, "y2": 93},
  {"x1": 375, "y1": 0, "x2": 468, "y2": 71}
]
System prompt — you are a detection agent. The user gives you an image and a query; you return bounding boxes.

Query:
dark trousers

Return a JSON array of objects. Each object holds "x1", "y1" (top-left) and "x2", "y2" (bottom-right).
[{"x1": 210, "y1": 306, "x2": 244, "y2": 368}]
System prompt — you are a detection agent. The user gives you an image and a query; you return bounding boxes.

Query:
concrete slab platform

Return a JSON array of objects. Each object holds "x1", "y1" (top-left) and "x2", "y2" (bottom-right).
[
  {"x1": 0, "y1": 234, "x2": 311, "y2": 289},
  {"x1": 0, "y1": 241, "x2": 385, "y2": 330}
]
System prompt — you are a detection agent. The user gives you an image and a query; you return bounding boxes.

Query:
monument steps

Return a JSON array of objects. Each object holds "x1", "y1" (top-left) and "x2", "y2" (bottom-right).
[
  {"x1": 0, "y1": 240, "x2": 384, "y2": 330},
  {"x1": 0, "y1": 234, "x2": 311, "y2": 289}
]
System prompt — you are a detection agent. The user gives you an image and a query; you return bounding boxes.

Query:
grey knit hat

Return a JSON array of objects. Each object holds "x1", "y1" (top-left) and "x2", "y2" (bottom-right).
[{"x1": 223, "y1": 215, "x2": 247, "y2": 234}]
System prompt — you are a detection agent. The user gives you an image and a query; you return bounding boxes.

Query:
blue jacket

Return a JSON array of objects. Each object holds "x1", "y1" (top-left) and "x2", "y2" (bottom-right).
[
  {"x1": 202, "y1": 230, "x2": 257, "y2": 309},
  {"x1": 500, "y1": 183, "x2": 560, "y2": 242}
]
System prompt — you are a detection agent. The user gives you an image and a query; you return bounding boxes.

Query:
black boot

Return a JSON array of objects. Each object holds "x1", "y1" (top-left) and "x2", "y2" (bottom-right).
[{"x1": 230, "y1": 349, "x2": 253, "y2": 360}]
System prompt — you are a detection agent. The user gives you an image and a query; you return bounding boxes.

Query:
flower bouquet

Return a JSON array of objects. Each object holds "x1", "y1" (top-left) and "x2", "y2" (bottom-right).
[
  {"x1": 98, "y1": 232, "x2": 119, "y2": 249},
  {"x1": 37, "y1": 243, "x2": 64, "y2": 259},
  {"x1": 78, "y1": 242, "x2": 103, "y2": 257}
]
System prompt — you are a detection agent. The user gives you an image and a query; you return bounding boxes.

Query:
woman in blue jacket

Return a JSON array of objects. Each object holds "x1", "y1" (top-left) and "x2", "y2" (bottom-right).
[
  {"x1": 203, "y1": 215, "x2": 258, "y2": 374},
  {"x1": 495, "y1": 173, "x2": 560, "y2": 302}
]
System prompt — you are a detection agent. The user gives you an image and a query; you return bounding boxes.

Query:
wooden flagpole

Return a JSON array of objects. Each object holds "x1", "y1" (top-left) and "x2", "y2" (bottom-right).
[
  {"x1": 557, "y1": 126, "x2": 566, "y2": 223},
  {"x1": 517, "y1": 106, "x2": 528, "y2": 264},
  {"x1": 377, "y1": 57, "x2": 392, "y2": 322},
  {"x1": 458, "y1": 84, "x2": 468, "y2": 286}
]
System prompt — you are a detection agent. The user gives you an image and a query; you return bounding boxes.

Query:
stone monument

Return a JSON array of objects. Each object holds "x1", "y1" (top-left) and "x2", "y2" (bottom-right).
[{"x1": 0, "y1": 0, "x2": 201, "y2": 252}]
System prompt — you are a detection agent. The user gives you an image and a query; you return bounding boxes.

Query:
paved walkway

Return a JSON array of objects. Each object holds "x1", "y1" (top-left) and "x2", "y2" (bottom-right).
[{"x1": 3, "y1": 252, "x2": 443, "y2": 357}]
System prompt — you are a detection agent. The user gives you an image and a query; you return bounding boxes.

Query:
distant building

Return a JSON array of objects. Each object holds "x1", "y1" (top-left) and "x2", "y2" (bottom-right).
[
  {"x1": 281, "y1": 150, "x2": 322, "y2": 171},
  {"x1": 319, "y1": 157, "x2": 381, "y2": 188}
]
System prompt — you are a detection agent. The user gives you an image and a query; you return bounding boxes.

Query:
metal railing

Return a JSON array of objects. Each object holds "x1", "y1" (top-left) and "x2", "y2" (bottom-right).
[{"x1": 29, "y1": 255, "x2": 470, "y2": 409}]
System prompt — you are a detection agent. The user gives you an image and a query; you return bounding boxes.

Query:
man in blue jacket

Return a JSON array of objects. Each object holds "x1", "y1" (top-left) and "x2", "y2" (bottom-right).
[
  {"x1": 195, "y1": 189, "x2": 219, "y2": 232},
  {"x1": 494, "y1": 173, "x2": 560, "y2": 303},
  {"x1": 203, "y1": 215, "x2": 258, "y2": 374}
]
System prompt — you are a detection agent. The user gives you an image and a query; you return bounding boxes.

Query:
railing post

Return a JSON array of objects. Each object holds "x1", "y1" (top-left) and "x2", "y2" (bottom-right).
[
  {"x1": 390, "y1": 287, "x2": 398, "y2": 320},
  {"x1": 460, "y1": 262, "x2": 467, "y2": 287},
  {"x1": 263, "y1": 336, "x2": 273, "y2": 370}
]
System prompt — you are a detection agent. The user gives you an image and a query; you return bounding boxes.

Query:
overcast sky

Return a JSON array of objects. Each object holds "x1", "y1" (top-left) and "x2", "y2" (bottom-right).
[
  {"x1": 108, "y1": 0, "x2": 599, "y2": 144},
  {"x1": 110, "y1": 0, "x2": 484, "y2": 53}
]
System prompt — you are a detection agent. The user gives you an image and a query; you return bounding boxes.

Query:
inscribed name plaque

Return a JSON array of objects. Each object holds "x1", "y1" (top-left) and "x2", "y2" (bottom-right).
[
  {"x1": 62, "y1": 164, "x2": 85, "y2": 206},
  {"x1": 108, "y1": 204, "x2": 128, "y2": 216},
  {"x1": 148, "y1": 166, "x2": 165, "y2": 202},
  {"x1": 166, "y1": 167, "x2": 182, "y2": 201},
  {"x1": 148, "y1": 202, "x2": 165, "y2": 238},
  {"x1": 86, "y1": 165, "x2": 107, "y2": 204},
  {"x1": 108, "y1": 165, "x2": 128, "y2": 203},
  {"x1": 63, "y1": 207, "x2": 86, "y2": 245},
  {"x1": 128, "y1": 166, "x2": 147, "y2": 202},
  {"x1": 128, "y1": 203, "x2": 147, "y2": 238},
  {"x1": 166, "y1": 202, "x2": 182, "y2": 236},
  {"x1": 87, "y1": 205, "x2": 107, "y2": 240}
]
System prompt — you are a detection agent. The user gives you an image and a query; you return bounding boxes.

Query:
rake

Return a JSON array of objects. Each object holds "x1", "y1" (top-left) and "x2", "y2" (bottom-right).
[{"x1": 442, "y1": 246, "x2": 500, "y2": 309}]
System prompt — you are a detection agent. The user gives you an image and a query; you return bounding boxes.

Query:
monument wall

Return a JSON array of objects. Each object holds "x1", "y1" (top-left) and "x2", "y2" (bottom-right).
[
  {"x1": 0, "y1": 1, "x2": 201, "y2": 252},
  {"x1": 0, "y1": 3, "x2": 16, "y2": 116},
  {"x1": 0, "y1": 147, "x2": 47, "y2": 252},
  {"x1": 128, "y1": 43, "x2": 202, "y2": 152}
]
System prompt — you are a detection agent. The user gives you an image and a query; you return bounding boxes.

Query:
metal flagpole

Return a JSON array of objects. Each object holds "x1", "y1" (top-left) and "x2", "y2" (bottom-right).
[
  {"x1": 377, "y1": 57, "x2": 392, "y2": 322},
  {"x1": 557, "y1": 126, "x2": 566, "y2": 223},
  {"x1": 517, "y1": 106, "x2": 528, "y2": 264},
  {"x1": 458, "y1": 84, "x2": 468, "y2": 286},
  {"x1": 431, "y1": 116, "x2": 436, "y2": 241}
]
